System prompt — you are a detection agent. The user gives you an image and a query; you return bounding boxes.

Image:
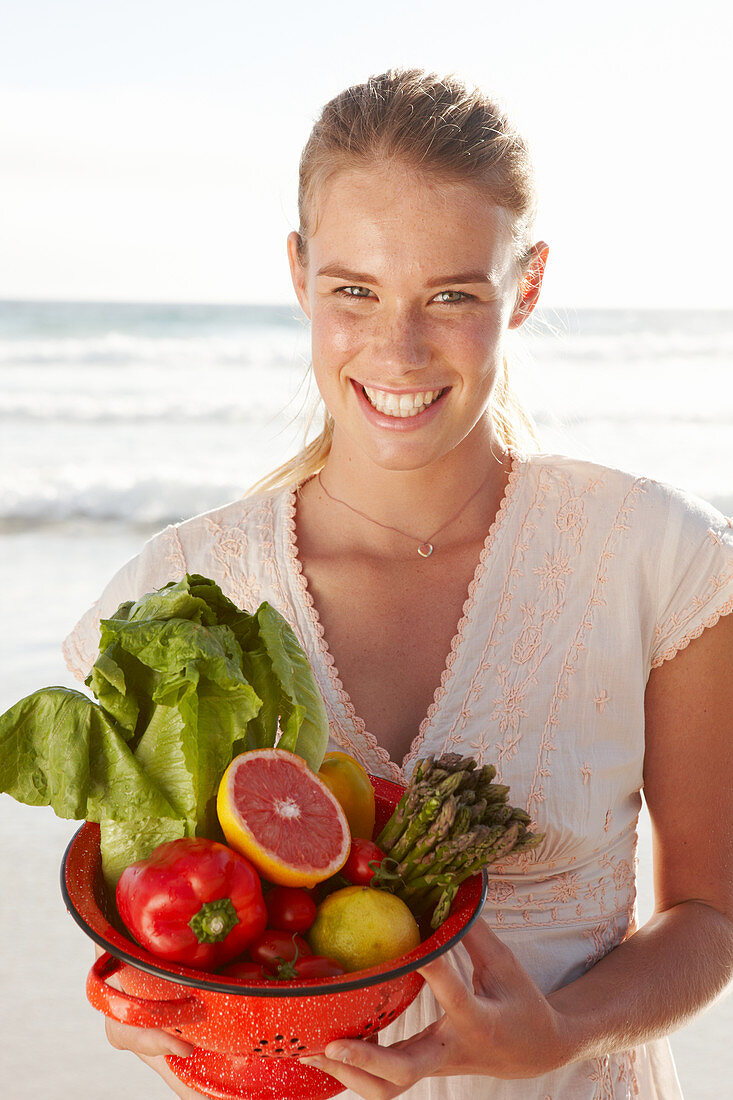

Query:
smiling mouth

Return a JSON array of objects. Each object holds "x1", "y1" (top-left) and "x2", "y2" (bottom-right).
[{"x1": 361, "y1": 386, "x2": 447, "y2": 418}]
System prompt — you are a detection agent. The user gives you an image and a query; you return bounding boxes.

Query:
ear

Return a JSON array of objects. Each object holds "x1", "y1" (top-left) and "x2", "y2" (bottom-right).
[
  {"x1": 287, "y1": 231, "x2": 311, "y2": 319},
  {"x1": 508, "y1": 241, "x2": 549, "y2": 330}
]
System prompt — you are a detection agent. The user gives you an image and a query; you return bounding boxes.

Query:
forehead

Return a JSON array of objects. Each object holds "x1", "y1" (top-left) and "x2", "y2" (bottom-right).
[{"x1": 308, "y1": 164, "x2": 517, "y2": 277}]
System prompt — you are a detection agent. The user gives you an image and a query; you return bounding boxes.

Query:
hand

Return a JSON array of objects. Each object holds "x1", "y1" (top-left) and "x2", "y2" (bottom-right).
[
  {"x1": 301, "y1": 918, "x2": 568, "y2": 1098},
  {"x1": 103, "y1": 1018, "x2": 202, "y2": 1099},
  {"x1": 104, "y1": 1016, "x2": 195, "y2": 1060},
  {"x1": 92, "y1": 944, "x2": 197, "y2": 1097},
  {"x1": 92, "y1": 946, "x2": 195, "y2": 1060}
]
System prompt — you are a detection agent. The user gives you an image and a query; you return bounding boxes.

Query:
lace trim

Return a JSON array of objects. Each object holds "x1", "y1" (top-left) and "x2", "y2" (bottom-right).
[
  {"x1": 283, "y1": 487, "x2": 402, "y2": 782},
  {"x1": 402, "y1": 451, "x2": 525, "y2": 775},
  {"x1": 284, "y1": 452, "x2": 526, "y2": 781},
  {"x1": 650, "y1": 596, "x2": 733, "y2": 668},
  {"x1": 438, "y1": 464, "x2": 550, "y2": 765}
]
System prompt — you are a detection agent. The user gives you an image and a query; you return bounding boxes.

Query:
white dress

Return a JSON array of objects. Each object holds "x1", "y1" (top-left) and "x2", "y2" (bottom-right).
[{"x1": 64, "y1": 452, "x2": 733, "y2": 1100}]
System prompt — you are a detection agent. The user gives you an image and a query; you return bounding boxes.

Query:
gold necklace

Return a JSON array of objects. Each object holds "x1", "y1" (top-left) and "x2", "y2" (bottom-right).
[{"x1": 316, "y1": 468, "x2": 495, "y2": 557}]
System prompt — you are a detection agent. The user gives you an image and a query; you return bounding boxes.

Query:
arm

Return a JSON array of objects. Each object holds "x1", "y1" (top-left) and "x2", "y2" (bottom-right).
[
  {"x1": 549, "y1": 608, "x2": 733, "y2": 1055},
  {"x1": 303, "y1": 612, "x2": 733, "y2": 1097}
]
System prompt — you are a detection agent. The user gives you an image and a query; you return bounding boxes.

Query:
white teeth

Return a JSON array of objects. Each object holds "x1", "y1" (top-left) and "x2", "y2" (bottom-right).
[{"x1": 363, "y1": 387, "x2": 443, "y2": 417}]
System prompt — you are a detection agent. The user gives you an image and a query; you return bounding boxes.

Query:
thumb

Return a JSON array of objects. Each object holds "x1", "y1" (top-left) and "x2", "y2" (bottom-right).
[
  {"x1": 416, "y1": 950, "x2": 474, "y2": 1017},
  {"x1": 461, "y1": 917, "x2": 535, "y2": 999},
  {"x1": 461, "y1": 916, "x2": 513, "y2": 971}
]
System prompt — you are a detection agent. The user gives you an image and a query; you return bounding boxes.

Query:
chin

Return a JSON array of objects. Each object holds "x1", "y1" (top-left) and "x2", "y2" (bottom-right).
[{"x1": 355, "y1": 439, "x2": 455, "y2": 474}]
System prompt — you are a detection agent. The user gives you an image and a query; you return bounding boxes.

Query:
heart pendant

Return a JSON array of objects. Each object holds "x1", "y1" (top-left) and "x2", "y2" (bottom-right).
[{"x1": 417, "y1": 542, "x2": 434, "y2": 558}]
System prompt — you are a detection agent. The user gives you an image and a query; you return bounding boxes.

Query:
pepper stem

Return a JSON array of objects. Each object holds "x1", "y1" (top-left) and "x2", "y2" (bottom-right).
[{"x1": 188, "y1": 898, "x2": 240, "y2": 943}]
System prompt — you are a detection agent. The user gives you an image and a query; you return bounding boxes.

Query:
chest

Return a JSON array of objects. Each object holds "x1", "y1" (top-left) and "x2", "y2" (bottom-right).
[{"x1": 298, "y1": 543, "x2": 485, "y2": 765}]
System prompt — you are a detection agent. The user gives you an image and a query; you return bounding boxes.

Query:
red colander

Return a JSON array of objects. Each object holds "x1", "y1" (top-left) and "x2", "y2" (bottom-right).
[{"x1": 61, "y1": 775, "x2": 487, "y2": 1100}]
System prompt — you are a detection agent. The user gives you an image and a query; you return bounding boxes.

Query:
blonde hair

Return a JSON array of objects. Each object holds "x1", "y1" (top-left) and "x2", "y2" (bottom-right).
[{"x1": 254, "y1": 68, "x2": 540, "y2": 494}]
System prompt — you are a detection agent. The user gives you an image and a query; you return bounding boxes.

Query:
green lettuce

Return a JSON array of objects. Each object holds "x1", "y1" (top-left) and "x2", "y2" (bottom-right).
[{"x1": 0, "y1": 575, "x2": 329, "y2": 885}]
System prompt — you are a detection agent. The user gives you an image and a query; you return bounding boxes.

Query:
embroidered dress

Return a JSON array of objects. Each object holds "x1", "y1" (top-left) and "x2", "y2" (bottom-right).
[{"x1": 64, "y1": 453, "x2": 733, "y2": 1100}]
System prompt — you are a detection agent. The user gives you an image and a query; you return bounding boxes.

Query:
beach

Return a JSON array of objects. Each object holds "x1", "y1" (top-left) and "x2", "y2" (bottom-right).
[{"x1": 1, "y1": 301, "x2": 731, "y2": 1097}]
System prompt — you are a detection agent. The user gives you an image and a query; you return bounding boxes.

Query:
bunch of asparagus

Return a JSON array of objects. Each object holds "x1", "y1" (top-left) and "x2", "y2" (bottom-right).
[{"x1": 372, "y1": 753, "x2": 542, "y2": 929}]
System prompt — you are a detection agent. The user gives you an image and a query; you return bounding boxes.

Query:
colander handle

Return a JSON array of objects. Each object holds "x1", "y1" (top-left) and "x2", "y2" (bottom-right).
[{"x1": 87, "y1": 952, "x2": 203, "y2": 1028}]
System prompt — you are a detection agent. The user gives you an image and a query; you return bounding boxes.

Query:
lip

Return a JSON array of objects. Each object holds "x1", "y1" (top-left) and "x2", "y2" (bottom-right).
[
  {"x1": 358, "y1": 383, "x2": 447, "y2": 396},
  {"x1": 351, "y1": 379, "x2": 449, "y2": 430}
]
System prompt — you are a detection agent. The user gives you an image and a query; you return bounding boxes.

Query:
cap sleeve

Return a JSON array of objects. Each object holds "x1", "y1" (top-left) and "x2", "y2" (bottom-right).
[
  {"x1": 651, "y1": 486, "x2": 733, "y2": 668},
  {"x1": 62, "y1": 524, "x2": 188, "y2": 683}
]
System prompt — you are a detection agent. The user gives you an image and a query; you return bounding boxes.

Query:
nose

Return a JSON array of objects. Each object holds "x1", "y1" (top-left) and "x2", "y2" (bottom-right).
[{"x1": 370, "y1": 304, "x2": 430, "y2": 377}]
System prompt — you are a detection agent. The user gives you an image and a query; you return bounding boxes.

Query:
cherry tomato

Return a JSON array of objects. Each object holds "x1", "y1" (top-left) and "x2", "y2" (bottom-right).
[
  {"x1": 275, "y1": 955, "x2": 346, "y2": 979},
  {"x1": 341, "y1": 838, "x2": 385, "y2": 885},
  {"x1": 218, "y1": 960, "x2": 267, "y2": 981},
  {"x1": 248, "y1": 930, "x2": 312, "y2": 973},
  {"x1": 265, "y1": 886, "x2": 317, "y2": 932}
]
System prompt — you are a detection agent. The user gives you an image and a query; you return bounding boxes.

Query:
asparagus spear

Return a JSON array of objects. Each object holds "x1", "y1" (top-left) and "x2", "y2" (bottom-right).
[
  {"x1": 373, "y1": 753, "x2": 543, "y2": 928},
  {"x1": 430, "y1": 884, "x2": 459, "y2": 928},
  {"x1": 387, "y1": 772, "x2": 465, "y2": 862},
  {"x1": 376, "y1": 775, "x2": 428, "y2": 851}
]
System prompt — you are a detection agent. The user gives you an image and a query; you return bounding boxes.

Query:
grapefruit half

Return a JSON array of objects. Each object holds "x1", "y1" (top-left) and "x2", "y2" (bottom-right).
[{"x1": 217, "y1": 748, "x2": 351, "y2": 887}]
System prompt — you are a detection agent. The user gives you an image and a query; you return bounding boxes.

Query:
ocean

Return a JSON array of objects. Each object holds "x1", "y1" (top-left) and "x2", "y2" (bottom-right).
[{"x1": 0, "y1": 300, "x2": 731, "y2": 1098}]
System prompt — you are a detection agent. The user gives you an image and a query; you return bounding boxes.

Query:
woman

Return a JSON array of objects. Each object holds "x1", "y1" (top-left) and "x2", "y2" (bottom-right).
[{"x1": 65, "y1": 69, "x2": 733, "y2": 1098}]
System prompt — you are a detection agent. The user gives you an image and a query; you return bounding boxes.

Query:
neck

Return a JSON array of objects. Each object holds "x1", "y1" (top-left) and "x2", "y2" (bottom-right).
[{"x1": 315, "y1": 424, "x2": 511, "y2": 552}]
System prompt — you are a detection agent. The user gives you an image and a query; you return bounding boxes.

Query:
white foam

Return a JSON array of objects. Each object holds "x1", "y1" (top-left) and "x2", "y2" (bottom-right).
[{"x1": 1, "y1": 305, "x2": 731, "y2": 526}]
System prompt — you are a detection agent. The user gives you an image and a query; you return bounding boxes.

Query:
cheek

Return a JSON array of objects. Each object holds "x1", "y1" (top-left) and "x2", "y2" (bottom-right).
[
  {"x1": 442, "y1": 315, "x2": 504, "y2": 376},
  {"x1": 311, "y1": 312, "x2": 362, "y2": 364}
]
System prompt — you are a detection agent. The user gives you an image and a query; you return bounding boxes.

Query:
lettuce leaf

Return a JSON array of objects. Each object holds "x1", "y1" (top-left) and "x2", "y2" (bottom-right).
[
  {"x1": 246, "y1": 602, "x2": 329, "y2": 772},
  {"x1": 0, "y1": 688, "x2": 183, "y2": 887},
  {"x1": 0, "y1": 574, "x2": 330, "y2": 885}
]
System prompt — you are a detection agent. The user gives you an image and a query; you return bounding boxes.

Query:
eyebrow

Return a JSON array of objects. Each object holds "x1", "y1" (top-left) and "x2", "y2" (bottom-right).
[
  {"x1": 316, "y1": 265, "x2": 496, "y2": 287},
  {"x1": 316, "y1": 266, "x2": 379, "y2": 283},
  {"x1": 426, "y1": 270, "x2": 496, "y2": 288}
]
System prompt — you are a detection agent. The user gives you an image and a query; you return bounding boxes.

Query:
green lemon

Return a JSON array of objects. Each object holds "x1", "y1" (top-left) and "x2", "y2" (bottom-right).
[{"x1": 308, "y1": 886, "x2": 421, "y2": 972}]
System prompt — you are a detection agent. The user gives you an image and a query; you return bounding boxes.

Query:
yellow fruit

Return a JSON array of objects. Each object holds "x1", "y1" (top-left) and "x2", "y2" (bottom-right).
[
  {"x1": 308, "y1": 886, "x2": 421, "y2": 972},
  {"x1": 217, "y1": 748, "x2": 350, "y2": 887},
  {"x1": 317, "y1": 751, "x2": 376, "y2": 839}
]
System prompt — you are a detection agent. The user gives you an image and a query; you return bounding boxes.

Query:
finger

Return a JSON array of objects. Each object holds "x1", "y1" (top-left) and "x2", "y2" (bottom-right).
[
  {"x1": 461, "y1": 918, "x2": 531, "y2": 998},
  {"x1": 460, "y1": 917, "x2": 512, "y2": 971},
  {"x1": 416, "y1": 951, "x2": 475, "y2": 1017},
  {"x1": 331, "y1": 1032, "x2": 442, "y2": 1081},
  {"x1": 105, "y1": 1017, "x2": 194, "y2": 1059},
  {"x1": 301, "y1": 1052, "x2": 401, "y2": 1099}
]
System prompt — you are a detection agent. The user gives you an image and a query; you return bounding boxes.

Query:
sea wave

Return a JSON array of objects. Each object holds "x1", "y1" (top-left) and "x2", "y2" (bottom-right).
[
  {"x1": 0, "y1": 477, "x2": 249, "y2": 530},
  {"x1": 1, "y1": 470, "x2": 730, "y2": 533},
  {"x1": 2, "y1": 331, "x2": 731, "y2": 369},
  {"x1": 1, "y1": 404, "x2": 731, "y2": 427},
  {"x1": 520, "y1": 333, "x2": 733, "y2": 364},
  {"x1": 0, "y1": 398, "x2": 292, "y2": 423},
  {"x1": 0, "y1": 332, "x2": 308, "y2": 369},
  {"x1": 1, "y1": 303, "x2": 730, "y2": 532}
]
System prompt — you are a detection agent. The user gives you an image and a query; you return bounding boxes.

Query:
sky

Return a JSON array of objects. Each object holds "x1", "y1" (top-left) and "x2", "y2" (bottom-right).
[{"x1": 1, "y1": 0, "x2": 731, "y2": 308}]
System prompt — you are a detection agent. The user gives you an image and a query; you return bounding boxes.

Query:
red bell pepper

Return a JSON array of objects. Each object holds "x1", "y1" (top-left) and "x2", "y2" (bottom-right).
[{"x1": 116, "y1": 837, "x2": 268, "y2": 970}]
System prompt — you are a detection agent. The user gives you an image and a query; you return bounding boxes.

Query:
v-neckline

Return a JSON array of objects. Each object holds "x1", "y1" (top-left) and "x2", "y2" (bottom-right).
[{"x1": 283, "y1": 452, "x2": 526, "y2": 780}]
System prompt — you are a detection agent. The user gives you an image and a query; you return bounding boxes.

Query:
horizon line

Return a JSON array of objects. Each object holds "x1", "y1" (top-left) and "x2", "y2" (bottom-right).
[{"x1": 1, "y1": 297, "x2": 731, "y2": 315}]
